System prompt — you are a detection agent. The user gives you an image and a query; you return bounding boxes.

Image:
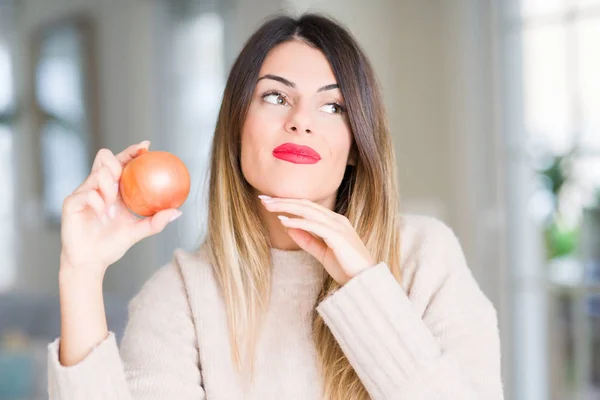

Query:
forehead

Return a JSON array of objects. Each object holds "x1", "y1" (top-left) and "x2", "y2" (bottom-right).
[{"x1": 258, "y1": 40, "x2": 338, "y2": 88}]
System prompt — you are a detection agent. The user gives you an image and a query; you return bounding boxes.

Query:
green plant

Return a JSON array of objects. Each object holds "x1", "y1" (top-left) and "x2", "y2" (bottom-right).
[
  {"x1": 544, "y1": 218, "x2": 580, "y2": 259},
  {"x1": 539, "y1": 155, "x2": 568, "y2": 198},
  {"x1": 536, "y1": 152, "x2": 580, "y2": 260}
]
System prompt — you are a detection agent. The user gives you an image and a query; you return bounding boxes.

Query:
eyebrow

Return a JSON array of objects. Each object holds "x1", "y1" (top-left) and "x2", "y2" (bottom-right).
[{"x1": 257, "y1": 74, "x2": 340, "y2": 92}]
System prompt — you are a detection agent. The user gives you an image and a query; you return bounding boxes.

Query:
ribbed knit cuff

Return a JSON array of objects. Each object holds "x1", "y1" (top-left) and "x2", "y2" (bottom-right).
[
  {"x1": 316, "y1": 263, "x2": 442, "y2": 398},
  {"x1": 47, "y1": 332, "x2": 130, "y2": 400}
]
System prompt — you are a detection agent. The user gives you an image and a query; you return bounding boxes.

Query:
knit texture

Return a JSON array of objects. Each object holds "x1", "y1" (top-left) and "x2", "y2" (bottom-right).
[{"x1": 47, "y1": 214, "x2": 504, "y2": 399}]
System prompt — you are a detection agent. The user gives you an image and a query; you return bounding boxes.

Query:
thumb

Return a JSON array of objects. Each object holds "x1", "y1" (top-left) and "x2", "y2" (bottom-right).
[
  {"x1": 286, "y1": 228, "x2": 327, "y2": 261},
  {"x1": 130, "y1": 208, "x2": 182, "y2": 244}
]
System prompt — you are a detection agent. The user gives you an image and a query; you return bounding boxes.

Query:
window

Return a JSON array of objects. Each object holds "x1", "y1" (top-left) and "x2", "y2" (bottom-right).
[
  {"x1": 33, "y1": 21, "x2": 93, "y2": 224},
  {"x1": 502, "y1": 1, "x2": 600, "y2": 398}
]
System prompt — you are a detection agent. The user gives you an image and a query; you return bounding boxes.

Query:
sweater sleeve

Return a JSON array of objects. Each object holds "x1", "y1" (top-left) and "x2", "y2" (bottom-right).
[
  {"x1": 47, "y1": 261, "x2": 205, "y2": 400},
  {"x1": 315, "y1": 218, "x2": 504, "y2": 399}
]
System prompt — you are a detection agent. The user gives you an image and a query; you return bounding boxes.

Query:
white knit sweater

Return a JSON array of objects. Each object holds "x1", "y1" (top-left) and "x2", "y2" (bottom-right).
[{"x1": 47, "y1": 214, "x2": 504, "y2": 399}]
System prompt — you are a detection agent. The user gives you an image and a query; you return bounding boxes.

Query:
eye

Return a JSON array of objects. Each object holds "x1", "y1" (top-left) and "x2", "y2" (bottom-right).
[
  {"x1": 262, "y1": 91, "x2": 288, "y2": 106},
  {"x1": 320, "y1": 103, "x2": 346, "y2": 115}
]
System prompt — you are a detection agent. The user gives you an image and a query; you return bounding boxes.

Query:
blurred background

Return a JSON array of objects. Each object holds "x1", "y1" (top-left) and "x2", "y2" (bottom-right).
[{"x1": 0, "y1": 0, "x2": 598, "y2": 399}]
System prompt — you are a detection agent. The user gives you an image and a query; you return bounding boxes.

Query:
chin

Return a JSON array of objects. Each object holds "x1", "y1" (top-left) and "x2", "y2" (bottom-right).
[
  {"x1": 270, "y1": 188, "x2": 312, "y2": 200},
  {"x1": 258, "y1": 181, "x2": 316, "y2": 200}
]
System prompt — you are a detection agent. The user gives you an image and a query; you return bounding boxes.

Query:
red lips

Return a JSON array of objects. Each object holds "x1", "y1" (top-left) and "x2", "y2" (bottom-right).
[{"x1": 272, "y1": 143, "x2": 321, "y2": 164}]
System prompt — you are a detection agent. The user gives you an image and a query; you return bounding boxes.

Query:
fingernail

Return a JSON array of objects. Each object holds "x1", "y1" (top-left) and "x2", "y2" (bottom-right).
[
  {"x1": 277, "y1": 215, "x2": 289, "y2": 221},
  {"x1": 259, "y1": 195, "x2": 274, "y2": 204},
  {"x1": 169, "y1": 211, "x2": 182, "y2": 222},
  {"x1": 140, "y1": 140, "x2": 151, "y2": 148},
  {"x1": 114, "y1": 183, "x2": 119, "y2": 192}
]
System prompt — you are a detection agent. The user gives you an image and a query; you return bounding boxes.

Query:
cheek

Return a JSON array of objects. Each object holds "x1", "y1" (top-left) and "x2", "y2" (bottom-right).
[
  {"x1": 240, "y1": 102, "x2": 286, "y2": 177},
  {"x1": 322, "y1": 121, "x2": 353, "y2": 161},
  {"x1": 242, "y1": 102, "x2": 285, "y2": 144},
  {"x1": 242, "y1": 105, "x2": 269, "y2": 156}
]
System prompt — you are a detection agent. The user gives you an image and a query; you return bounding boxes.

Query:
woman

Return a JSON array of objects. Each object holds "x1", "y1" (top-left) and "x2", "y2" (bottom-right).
[{"x1": 48, "y1": 13, "x2": 503, "y2": 400}]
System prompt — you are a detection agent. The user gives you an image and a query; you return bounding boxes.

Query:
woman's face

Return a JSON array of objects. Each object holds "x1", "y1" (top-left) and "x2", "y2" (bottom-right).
[{"x1": 241, "y1": 40, "x2": 354, "y2": 203}]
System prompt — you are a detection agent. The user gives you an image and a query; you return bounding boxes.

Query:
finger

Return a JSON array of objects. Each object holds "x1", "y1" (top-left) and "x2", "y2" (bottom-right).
[
  {"x1": 74, "y1": 167, "x2": 119, "y2": 206},
  {"x1": 115, "y1": 140, "x2": 151, "y2": 166},
  {"x1": 261, "y1": 199, "x2": 333, "y2": 223},
  {"x1": 95, "y1": 167, "x2": 119, "y2": 206},
  {"x1": 285, "y1": 227, "x2": 327, "y2": 260},
  {"x1": 128, "y1": 208, "x2": 182, "y2": 244},
  {"x1": 264, "y1": 198, "x2": 350, "y2": 226},
  {"x1": 91, "y1": 149, "x2": 122, "y2": 180},
  {"x1": 63, "y1": 190, "x2": 107, "y2": 223},
  {"x1": 270, "y1": 198, "x2": 333, "y2": 215},
  {"x1": 287, "y1": 228, "x2": 348, "y2": 282},
  {"x1": 285, "y1": 227, "x2": 347, "y2": 284},
  {"x1": 277, "y1": 216, "x2": 339, "y2": 246}
]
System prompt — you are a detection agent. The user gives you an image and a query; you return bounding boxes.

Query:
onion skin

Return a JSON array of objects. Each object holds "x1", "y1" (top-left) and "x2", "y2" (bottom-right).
[{"x1": 119, "y1": 149, "x2": 191, "y2": 217}]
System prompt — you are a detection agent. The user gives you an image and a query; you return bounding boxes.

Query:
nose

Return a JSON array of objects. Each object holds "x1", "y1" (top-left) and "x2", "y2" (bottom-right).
[{"x1": 284, "y1": 106, "x2": 312, "y2": 134}]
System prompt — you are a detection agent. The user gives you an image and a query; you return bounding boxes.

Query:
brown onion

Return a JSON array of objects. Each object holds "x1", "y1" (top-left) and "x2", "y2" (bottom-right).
[{"x1": 119, "y1": 148, "x2": 191, "y2": 217}]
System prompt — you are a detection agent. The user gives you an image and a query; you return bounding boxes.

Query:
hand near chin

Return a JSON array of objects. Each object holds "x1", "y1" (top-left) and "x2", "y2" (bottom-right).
[{"x1": 259, "y1": 196, "x2": 376, "y2": 285}]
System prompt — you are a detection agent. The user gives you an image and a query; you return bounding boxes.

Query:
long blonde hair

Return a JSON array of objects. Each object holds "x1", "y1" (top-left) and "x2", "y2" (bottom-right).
[{"x1": 204, "y1": 13, "x2": 402, "y2": 400}]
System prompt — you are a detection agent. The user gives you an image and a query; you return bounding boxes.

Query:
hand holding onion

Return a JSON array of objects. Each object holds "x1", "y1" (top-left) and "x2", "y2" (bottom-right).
[{"x1": 59, "y1": 141, "x2": 189, "y2": 280}]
